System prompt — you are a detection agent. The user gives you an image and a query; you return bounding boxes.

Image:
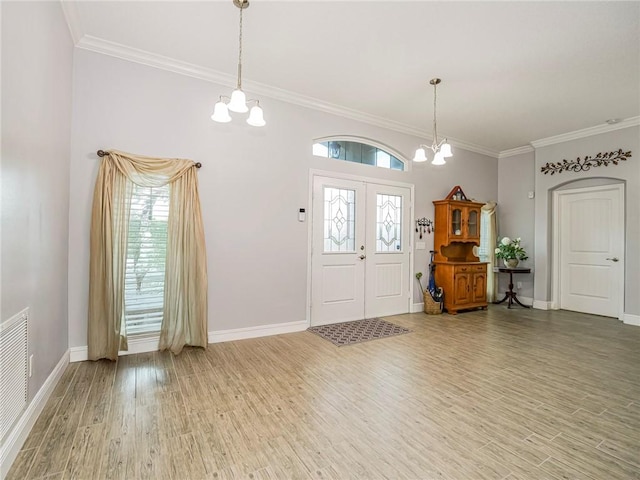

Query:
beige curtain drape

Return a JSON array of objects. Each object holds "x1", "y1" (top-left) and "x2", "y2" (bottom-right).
[
  {"x1": 481, "y1": 201, "x2": 498, "y2": 303},
  {"x1": 88, "y1": 150, "x2": 207, "y2": 360}
]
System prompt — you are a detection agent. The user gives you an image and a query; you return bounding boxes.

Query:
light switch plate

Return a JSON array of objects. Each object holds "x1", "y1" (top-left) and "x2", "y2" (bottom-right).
[{"x1": 416, "y1": 242, "x2": 426, "y2": 250}]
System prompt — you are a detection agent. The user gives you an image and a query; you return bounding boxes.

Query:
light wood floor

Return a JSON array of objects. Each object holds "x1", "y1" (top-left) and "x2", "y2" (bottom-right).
[{"x1": 8, "y1": 307, "x2": 640, "y2": 480}]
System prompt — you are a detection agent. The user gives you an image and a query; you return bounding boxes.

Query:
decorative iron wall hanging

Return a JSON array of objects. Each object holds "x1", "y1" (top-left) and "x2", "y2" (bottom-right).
[
  {"x1": 415, "y1": 218, "x2": 433, "y2": 239},
  {"x1": 541, "y1": 149, "x2": 631, "y2": 175}
]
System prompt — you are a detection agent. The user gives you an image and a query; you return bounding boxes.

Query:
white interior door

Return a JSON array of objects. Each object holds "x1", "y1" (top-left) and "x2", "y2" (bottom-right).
[
  {"x1": 558, "y1": 184, "x2": 624, "y2": 318},
  {"x1": 311, "y1": 177, "x2": 366, "y2": 326},
  {"x1": 365, "y1": 184, "x2": 411, "y2": 318},
  {"x1": 311, "y1": 176, "x2": 411, "y2": 326}
]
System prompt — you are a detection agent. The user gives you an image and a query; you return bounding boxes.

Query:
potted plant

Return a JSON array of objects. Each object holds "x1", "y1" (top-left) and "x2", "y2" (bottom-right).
[{"x1": 495, "y1": 237, "x2": 528, "y2": 268}]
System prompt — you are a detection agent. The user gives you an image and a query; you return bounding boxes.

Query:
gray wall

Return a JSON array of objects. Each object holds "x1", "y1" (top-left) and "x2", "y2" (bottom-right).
[
  {"x1": 1, "y1": 1, "x2": 73, "y2": 399},
  {"x1": 67, "y1": 49, "x2": 498, "y2": 348},
  {"x1": 533, "y1": 127, "x2": 640, "y2": 316},
  {"x1": 497, "y1": 151, "x2": 536, "y2": 299}
]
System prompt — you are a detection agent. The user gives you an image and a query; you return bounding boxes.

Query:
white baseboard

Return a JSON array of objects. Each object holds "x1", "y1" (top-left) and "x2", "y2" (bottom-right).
[
  {"x1": 533, "y1": 300, "x2": 556, "y2": 310},
  {"x1": 1, "y1": 349, "x2": 70, "y2": 479},
  {"x1": 70, "y1": 334, "x2": 160, "y2": 362},
  {"x1": 623, "y1": 313, "x2": 640, "y2": 327},
  {"x1": 208, "y1": 320, "x2": 308, "y2": 344},
  {"x1": 517, "y1": 296, "x2": 533, "y2": 306},
  {"x1": 69, "y1": 320, "x2": 309, "y2": 362},
  {"x1": 411, "y1": 303, "x2": 424, "y2": 313},
  {"x1": 69, "y1": 346, "x2": 87, "y2": 362}
]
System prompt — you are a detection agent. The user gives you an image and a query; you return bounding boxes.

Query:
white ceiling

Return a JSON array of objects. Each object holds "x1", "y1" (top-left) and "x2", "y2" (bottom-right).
[{"x1": 64, "y1": 1, "x2": 640, "y2": 155}]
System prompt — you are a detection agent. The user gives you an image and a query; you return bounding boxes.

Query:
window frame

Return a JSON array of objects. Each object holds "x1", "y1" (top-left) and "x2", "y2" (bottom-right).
[
  {"x1": 312, "y1": 135, "x2": 409, "y2": 172},
  {"x1": 123, "y1": 183, "x2": 170, "y2": 336}
]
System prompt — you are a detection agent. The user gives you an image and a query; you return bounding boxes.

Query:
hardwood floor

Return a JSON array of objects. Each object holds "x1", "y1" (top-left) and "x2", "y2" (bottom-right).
[{"x1": 8, "y1": 307, "x2": 640, "y2": 479}]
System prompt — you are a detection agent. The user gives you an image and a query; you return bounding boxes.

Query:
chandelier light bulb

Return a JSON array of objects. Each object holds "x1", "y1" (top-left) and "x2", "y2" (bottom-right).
[
  {"x1": 440, "y1": 142, "x2": 453, "y2": 158},
  {"x1": 413, "y1": 148, "x2": 428, "y2": 162},
  {"x1": 227, "y1": 89, "x2": 248, "y2": 113},
  {"x1": 413, "y1": 77, "x2": 452, "y2": 165},
  {"x1": 432, "y1": 150, "x2": 446, "y2": 166},
  {"x1": 247, "y1": 104, "x2": 266, "y2": 127},
  {"x1": 211, "y1": 100, "x2": 232, "y2": 123},
  {"x1": 212, "y1": 0, "x2": 266, "y2": 125}
]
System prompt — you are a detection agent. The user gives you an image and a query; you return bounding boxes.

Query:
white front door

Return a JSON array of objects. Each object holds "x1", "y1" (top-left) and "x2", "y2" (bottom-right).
[
  {"x1": 364, "y1": 183, "x2": 411, "y2": 318},
  {"x1": 311, "y1": 177, "x2": 366, "y2": 325},
  {"x1": 557, "y1": 184, "x2": 624, "y2": 318},
  {"x1": 311, "y1": 176, "x2": 411, "y2": 326}
]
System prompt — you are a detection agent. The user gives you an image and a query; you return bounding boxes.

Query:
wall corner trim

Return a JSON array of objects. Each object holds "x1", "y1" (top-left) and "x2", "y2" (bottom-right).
[
  {"x1": 623, "y1": 313, "x2": 640, "y2": 327},
  {"x1": 0, "y1": 349, "x2": 70, "y2": 479}
]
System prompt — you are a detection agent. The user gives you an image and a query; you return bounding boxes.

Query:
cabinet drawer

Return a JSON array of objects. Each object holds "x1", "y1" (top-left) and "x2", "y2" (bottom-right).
[
  {"x1": 454, "y1": 264, "x2": 486, "y2": 274},
  {"x1": 454, "y1": 265, "x2": 471, "y2": 273}
]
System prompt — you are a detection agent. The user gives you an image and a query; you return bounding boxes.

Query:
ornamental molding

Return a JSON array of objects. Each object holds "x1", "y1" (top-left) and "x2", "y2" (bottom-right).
[
  {"x1": 71, "y1": 35, "x2": 500, "y2": 158},
  {"x1": 498, "y1": 145, "x2": 535, "y2": 158},
  {"x1": 531, "y1": 117, "x2": 640, "y2": 148},
  {"x1": 540, "y1": 149, "x2": 632, "y2": 175}
]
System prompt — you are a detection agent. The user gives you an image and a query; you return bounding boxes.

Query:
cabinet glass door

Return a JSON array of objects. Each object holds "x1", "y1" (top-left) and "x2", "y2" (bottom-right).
[
  {"x1": 467, "y1": 209, "x2": 478, "y2": 237},
  {"x1": 451, "y1": 208, "x2": 462, "y2": 236}
]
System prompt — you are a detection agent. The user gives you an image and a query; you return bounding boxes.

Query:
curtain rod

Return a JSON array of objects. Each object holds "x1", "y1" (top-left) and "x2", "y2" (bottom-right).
[{"x1": 97, "y1": 150, "x2": 202, "y2": 168}]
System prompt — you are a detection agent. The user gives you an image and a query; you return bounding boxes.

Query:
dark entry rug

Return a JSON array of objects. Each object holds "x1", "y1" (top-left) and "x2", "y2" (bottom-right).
[{"x1": 307, "y1": 318, "x2": 411, "y2": 347}]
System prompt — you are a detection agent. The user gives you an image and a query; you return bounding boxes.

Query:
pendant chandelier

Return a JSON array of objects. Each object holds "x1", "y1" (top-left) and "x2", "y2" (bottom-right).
[
  {"x1": 211, "y1": 0, "x2": 265, "y2": 127},
  {"x1": 413, "y1": 78, "x2": 452, "y2": 165}
]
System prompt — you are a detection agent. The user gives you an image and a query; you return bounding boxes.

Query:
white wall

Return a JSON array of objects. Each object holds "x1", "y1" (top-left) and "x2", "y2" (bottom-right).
[
  {"x1": 533, "y1": 126, "x2": 639, "y2": 316},
  {"x1": 67, "y1": 49, "x2": 498, "y2": 348},
  {"x1": 1, "y1": 1, "x2": 73, "y2": 399},
  {"x1": 497, "y1": 151, "x2": 536, "y2": 299}
]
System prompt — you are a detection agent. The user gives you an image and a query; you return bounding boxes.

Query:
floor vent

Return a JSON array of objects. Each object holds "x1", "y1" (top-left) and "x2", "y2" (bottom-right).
[{"x1": 0, "y1": 308, "x2": 29, "y2": 442}]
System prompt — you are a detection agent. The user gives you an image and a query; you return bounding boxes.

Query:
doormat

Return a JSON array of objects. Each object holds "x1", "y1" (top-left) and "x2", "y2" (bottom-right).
[{"x1": 307, "y1": 318, "x2": 411, "y2": 347}]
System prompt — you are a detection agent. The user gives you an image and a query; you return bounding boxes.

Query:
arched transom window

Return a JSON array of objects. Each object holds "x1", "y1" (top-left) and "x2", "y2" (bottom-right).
[{"x1": 312, "y1": 137, "x2": 406, "y2": 171}]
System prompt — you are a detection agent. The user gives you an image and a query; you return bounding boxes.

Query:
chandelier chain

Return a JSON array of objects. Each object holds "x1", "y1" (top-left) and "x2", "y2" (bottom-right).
[
  {"x1": 412, "y1": 77, "x2": 449, "y2": 164},
  {"x1": 237, "y1": 1, "x2": 244, "y2": 89},
  {"x1": 211, "y1": 0, "x2": 265, "y2": 126},
  {"x1": 432, "y1": 81, "x2": 438, "y2": 148}
]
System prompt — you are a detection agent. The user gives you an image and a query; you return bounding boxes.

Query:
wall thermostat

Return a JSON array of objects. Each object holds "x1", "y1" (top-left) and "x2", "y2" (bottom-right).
[{"x1": 298, "y1": 208, "x2": 306, "y2": 222}]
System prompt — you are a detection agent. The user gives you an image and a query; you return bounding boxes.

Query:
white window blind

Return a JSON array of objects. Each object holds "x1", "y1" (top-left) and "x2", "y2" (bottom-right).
[
  {"x1": 478, "y1": 210, "x2": 490, "y2": 261},
  {"x1": 124, "y1": 183, "x2": 170, "y2": 335}
]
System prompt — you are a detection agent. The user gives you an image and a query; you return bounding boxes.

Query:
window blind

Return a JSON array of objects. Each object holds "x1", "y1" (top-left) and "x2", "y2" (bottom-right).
[
  {"x1": 124, "y1": 183, "x2": 170, "y2": 335},
  {"x1": 478, "y1": 211, "x2": 490, "y2": 261}
]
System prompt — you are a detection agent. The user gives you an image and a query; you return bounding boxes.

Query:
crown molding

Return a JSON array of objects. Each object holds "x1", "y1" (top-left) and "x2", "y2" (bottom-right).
[
  {"x1": 60, "y1": 0, "x2": 83, "y2": 45},
  {"x1": 446, "y1": 138, "x2": 499, "y2": 158},
  {"x1": 74, "y1": 34, "x2": 499, "y2": 158},
  {"x1": 498, "y1": 145, "x2": 535, "y2": 159},
  {"x1": 531, "y1": 116, "x2": 640, "y2": 148},
  {"x1": 498, "y1": 116, "x2": 640, "y2": 156}
]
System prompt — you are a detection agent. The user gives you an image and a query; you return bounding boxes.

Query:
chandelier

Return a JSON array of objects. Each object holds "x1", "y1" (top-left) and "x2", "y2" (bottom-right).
[
  {"x1": 211, "y1": 0, "x2": 265, "y2": 127},
  {"x1": 413, "y1": 78, "x2": 452, "y2": 165}
]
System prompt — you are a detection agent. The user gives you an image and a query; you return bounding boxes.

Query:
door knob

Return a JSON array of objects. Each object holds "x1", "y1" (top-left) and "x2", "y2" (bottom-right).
[
  {"x1": 606, "y1": 257, "x2": 619, "y2": 262},
  {"x1": 358, "y1": 255, "x2": 366, "y2": 260}
]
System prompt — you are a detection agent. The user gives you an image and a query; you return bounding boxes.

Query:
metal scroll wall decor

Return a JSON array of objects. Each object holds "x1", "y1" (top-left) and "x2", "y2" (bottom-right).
[{"x1": 541, "y1": 149, "x2": 631, "y2": 175}]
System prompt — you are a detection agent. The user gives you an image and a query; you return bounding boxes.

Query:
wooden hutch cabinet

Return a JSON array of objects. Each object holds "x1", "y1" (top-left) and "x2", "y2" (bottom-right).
[{"x1": 433, "y1": 186, "x2": 487, "y2": 314}]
